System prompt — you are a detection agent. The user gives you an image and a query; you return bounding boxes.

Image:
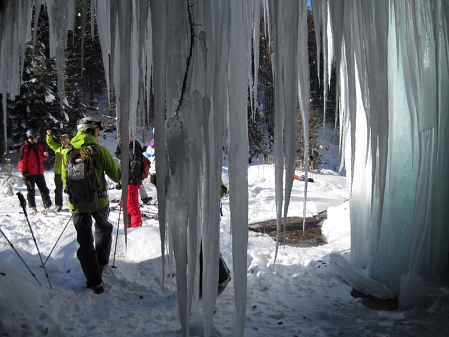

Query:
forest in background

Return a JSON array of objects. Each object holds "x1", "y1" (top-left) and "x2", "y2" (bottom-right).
[{"x1": 0, "y1": 2, "x2": 336, "y2": 168}]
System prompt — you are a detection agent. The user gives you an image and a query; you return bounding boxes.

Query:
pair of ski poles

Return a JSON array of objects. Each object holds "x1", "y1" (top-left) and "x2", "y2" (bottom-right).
[
  {"x1": 1, "y1": 192, "x2": 124, "y2": 287},
  {"x1": 0, "y1": 192, "x2": 71, "y2": 288}
]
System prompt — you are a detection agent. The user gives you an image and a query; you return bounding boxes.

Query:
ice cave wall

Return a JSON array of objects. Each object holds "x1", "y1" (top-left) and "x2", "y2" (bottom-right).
[{"x1": 313, "y1": 0, "x2": 449, "y2": 304}]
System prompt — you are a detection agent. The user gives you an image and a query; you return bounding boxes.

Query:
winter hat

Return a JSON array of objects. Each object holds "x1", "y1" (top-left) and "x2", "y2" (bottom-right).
[{"x1": 77, "y1": 117, "x2": 104, "y2": 132}]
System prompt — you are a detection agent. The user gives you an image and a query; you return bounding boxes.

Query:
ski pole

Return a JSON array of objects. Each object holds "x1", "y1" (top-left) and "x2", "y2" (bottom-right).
[
  {"x1": 16, "y1": 192, "x2": 53, "y2": 289},
  {"x1": 42, "y1": 214, "x2": 73, "y2": 266},
  {"x1": 111, "y1": 201, "x2": 122, "y2": 268},
  {"x1": 0, "y1": 227, "x2": 42, "y2": 286}
]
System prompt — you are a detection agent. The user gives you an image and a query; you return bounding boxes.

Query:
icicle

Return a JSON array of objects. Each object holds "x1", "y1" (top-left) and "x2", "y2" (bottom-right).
[
  {"x1": 166, "y1": 114, "x2": 190, "y2": 335},
  {"x1": 269, "y1": 0, "x2": 284, "y2": 265},
  {"x1": 297, "y1": 1, "x2": 310, "y2": 234},
  {"x1": 46, "y1": 0, "x2": 74, "y2": 108},
  {"x1": 0, "y1": 0, "x2": 33, "y2": 99},
  {"x1": 0, "y1": 0, "x2": 35, "y2": 154},
  {"x1": 311, "y1": 0, "x2": 322, "y2": 86},
  {"x1": 227, "y1": 1, "x2": 250, "y2": 335},
  {"x1": 111, "y1": 0, "x2": 134, "y2": 247},
  {"x1": 190, "y1": 2, "x2": 218, "y2": 334},
  {"x1": 92, "y1": 0, "x2": 112, "y2": 105},
  {"x1": 250, "y1": 0, "x2": 261, "y2": 118},
  {"x1": 150, "y1": 0, "x2": 168, "y2": 294},
  {"x1": 269, "y1": 1, "x2": 301, "y2": 261},
  {"x1": 312, "y1": 0, "x2": 334, "y2": 130}
]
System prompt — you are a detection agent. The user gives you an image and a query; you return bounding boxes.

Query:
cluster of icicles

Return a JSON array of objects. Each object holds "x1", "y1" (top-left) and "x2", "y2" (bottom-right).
[{"x1": 1, "y1": 1, "x2": 448, "y2": 335}]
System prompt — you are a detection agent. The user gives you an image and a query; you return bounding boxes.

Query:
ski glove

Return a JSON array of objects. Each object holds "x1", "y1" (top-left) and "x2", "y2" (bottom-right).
[{"x1": 22, "y1": 172, "x2": 29, "y2": 184}]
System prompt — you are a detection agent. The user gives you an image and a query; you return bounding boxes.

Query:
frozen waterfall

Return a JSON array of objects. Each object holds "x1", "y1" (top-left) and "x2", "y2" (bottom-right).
[
  {"x1": 312, "y1": 0, "x2": 449, "y2": 308},
  {"x1": 1, "y1": 0, "x2": 448, "y2": 336}
]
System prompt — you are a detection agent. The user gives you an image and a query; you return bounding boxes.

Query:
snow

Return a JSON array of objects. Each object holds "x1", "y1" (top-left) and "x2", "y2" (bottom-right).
[{"x1": 1, "y1": 132, "x2": 449, "y2": 336}]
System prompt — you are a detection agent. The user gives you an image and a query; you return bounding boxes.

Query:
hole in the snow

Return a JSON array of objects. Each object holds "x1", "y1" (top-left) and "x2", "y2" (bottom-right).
[{"x1": 248, "y1": 212, "x2": 327, "y2": 248}]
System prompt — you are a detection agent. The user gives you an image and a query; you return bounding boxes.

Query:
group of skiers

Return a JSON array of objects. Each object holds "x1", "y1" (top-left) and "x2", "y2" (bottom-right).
[
  {"x1": 18, "y1": 117, "x2": 230, "y2": 296},
  {"x1": 19, "y1": 117, "x2": 122, "y2": 293}
]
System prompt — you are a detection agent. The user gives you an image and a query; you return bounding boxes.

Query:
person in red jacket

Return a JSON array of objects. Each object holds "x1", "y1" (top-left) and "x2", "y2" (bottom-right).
[
  {"x1": 18, "y1": 129, "x2": 53, "y2": 214},
  {"x1": 115, "y1": 136, "x2": 144, "y2": 228}
]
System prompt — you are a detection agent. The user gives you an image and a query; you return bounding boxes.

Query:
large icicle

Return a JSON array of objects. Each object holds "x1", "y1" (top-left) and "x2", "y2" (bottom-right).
[
  {"x1": 149, "y1": 0, "x2": 168, "y2": 295},
  {"x1": 280, "y1": 2, "x2": 298, "y2": 247},
  {"x1": 108, "y1": 1, "x2": 129, "y2": 246},
  {"x1": 270, "y1": 0, "x2": 285, "y2": 264},
  {"x1": 92, "y1": 0, "x2": 112, "y2": 105},
  {"x1": 297, "y1": 1, "x2": 311, "y2": 233},
  {"x1": 166, "y1": 114, "x2": 190, "y2": 335},
  {"x1": 311, "y1": 0, "x2": 333, "y2": 128},
  {"x1": 270, "y1": 1, "x2": 301, "y2": 262},
  {"x1": 165, "y1": 2, "x2": 196, "y2": 335},
  {"x1": 46, "y1": 0, "x2": 75, "y2": 108},
  {"x1": 227, "y1": 2, "x2": 249, "y2": 335},
  {"x1": 189, "y1": 1, "x2": 221, "y2": 334}
]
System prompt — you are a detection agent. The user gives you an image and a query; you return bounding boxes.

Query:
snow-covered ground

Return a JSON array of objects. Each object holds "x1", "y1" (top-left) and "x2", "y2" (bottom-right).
[{"x1": 0, "y1": 131, "x2": 448, "y2": 336}]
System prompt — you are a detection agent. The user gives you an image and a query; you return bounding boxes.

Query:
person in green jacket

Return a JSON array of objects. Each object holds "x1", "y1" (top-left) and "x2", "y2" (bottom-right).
[
  {"x1": 221, "y1": 181, "x2": 229, "y2": 199},
  {"x1": 46, "y1": 130, "x2": 71, "y2": 211},
  {"x1": 61, "y1": 117, "x2": 121, "y2": 294}
]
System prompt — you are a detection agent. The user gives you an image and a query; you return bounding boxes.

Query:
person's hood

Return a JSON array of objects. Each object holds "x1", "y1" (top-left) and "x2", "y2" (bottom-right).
[
  {"x1": 129, "y1": 140, "x2": 143, "y2": 152},
  {"x1": 69, "y1": 130, "x2": 98, "y2": 149}
]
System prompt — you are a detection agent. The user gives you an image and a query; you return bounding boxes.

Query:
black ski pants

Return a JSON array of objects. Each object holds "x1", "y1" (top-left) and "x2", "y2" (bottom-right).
[
  {"x1": 25, "y1": 174, "x2": 51, "y2": 208},
  {"x1": 73, "y1": 205, "x2": 112, "y2": 287},
  {"x1": 53, "y1": 173, "x2": 64, "y2": 207}
]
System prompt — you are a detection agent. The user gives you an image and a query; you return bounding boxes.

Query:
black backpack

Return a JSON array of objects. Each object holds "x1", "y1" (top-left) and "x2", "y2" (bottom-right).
[{"x1": 65, "y1": 145, "x2": 101, "y2": 207}]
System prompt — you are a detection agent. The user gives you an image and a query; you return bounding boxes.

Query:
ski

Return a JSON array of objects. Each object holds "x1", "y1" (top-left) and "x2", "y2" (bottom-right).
[
  {"x1": 109, "y1": 205, "x2": 158, "y2": 220},
  {"x1": 40, "y1": 209, "x2": 56, "y2": 216},
  {"x1": 40, "y1": 208, "x2": 68, "y2": 216},
  {"x1": 141, "y1": 211, "x2": 158, "y2": 220},
  {"x1": 0, "y1": 208, "x2": 69, "y2": 216},
  {"x1": 140, "y1": 203, "x2": 158, "y2": 220},
  {"x1": 109, "y1": 205, "x2": 120, "y2": 212}
]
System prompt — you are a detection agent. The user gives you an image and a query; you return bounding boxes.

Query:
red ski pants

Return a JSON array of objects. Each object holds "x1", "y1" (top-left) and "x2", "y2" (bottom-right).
[{"x1": 127, "y1": 184, "x2": 142, "y2": 227}]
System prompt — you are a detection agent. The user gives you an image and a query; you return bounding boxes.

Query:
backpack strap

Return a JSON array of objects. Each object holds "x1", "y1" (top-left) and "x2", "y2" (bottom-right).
[{"x1": 86, "y1": 145, "x2": 108, "y2": 196}]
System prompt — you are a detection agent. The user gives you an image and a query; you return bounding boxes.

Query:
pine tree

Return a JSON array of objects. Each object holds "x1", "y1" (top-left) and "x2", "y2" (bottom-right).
[
  {"x1": 64, "y1": 30, "x2": 87, "y2": 134},
  {"x1": 248, "y1": 104, "x2": 265, "y2": 163},
  {"x1": 79, "y1": 16, "x2": 106, "y2": 107},
  {"x1": 7, "y1": 39, "x2": 60, "y2": 146},
  {"x1": 62, "y1": 0, "x2": 105, "y2": 122},
  {"x1": 257, "y1": 13, "x2": 274, "y2": 155}
]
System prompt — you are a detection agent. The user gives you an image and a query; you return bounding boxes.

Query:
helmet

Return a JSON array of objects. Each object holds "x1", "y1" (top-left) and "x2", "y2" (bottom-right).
[
  {"x1": 26, "y1": 129, "x2": 40, "y2": 139},
  {"x1": 77, "y1": 117, "x2": 104, "y2": 132}
]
